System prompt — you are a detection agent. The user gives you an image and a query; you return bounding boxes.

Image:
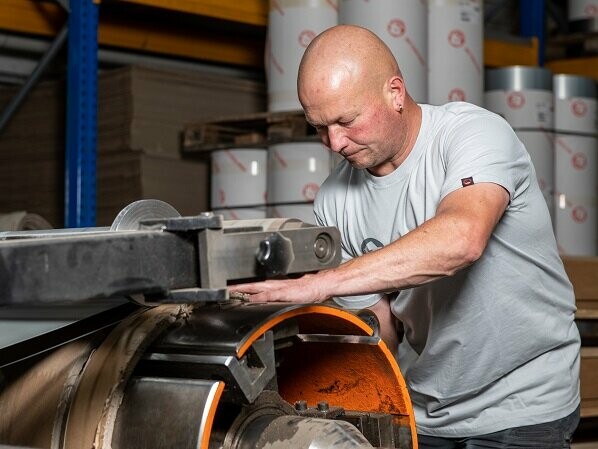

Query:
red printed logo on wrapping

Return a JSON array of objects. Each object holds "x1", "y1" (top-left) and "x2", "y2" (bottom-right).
[
  {"x1": 572, "y1": 206, "x2": 588, "y2": 223},
  {"x1": 507, "y1": 92, "x2": 525, "y2": 109},
  {"x1": 448, "y1": 29, "x2": 466, "y2": 48},
  {"x1": 448, "y1": 88, "x2": 466, "y2": 101},
  {"x1": 571, "y1": 100, "x2": 588, "y2": 117},
  {"x1": 218, "y1": 189, "x2": 226, "y2": 206},
  {"x1": 298, "y1": 30, "x2": 316, "y2": 48},
  {"x1": 572, "y1": 152, "x2": 588, "y2": 170},
  {"x1": 585, "y1": 5, "x2": 598, "y2": 16},
  {"x1": 302, "y1": 183, "x2": 320, "y2": 201},
  {"x1": 387, "y1": 19, "x2": 406, "y2": 38}
]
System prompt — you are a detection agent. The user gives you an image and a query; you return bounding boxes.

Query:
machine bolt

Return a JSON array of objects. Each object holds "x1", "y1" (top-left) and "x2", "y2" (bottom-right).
[
  {"x1": 314, "y1": 234, "x2": 331, "y2": 260},
  {"x1": 294, "y1": 400, "x2": 308, "y2": 411},
  {"x1": 317, "y1": 401, "x2": 329, "y2": 412}
]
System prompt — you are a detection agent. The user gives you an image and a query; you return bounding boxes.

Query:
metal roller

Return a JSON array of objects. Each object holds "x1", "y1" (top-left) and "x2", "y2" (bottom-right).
[{"x1": 0, "y1": 303, "x2": 418, "y2": 449}]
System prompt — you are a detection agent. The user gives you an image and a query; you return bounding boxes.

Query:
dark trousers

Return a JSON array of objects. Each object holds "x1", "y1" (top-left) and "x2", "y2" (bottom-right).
[{"x1": 418, "y1": 406, "x2": 580, "y2": 449}]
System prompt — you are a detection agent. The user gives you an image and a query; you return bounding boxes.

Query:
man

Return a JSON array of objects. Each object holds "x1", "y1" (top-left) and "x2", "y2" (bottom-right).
[{"x1": 233, "y1": 25, "x2": 580, "y2": 447}]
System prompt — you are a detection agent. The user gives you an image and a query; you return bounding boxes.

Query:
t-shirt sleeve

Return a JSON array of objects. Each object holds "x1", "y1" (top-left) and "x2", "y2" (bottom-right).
[
  {"x1": 439, "y1": 111, "x2": 531, "y2": 202},
  {"x1": 314, "y1": 199, "x2": 382, "y2": 310}
]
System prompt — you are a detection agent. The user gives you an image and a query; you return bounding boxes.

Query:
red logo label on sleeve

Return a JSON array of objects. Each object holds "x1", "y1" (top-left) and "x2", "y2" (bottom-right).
[{"x1": 461, "y1": 177, "x2": 474, "y2": 187}]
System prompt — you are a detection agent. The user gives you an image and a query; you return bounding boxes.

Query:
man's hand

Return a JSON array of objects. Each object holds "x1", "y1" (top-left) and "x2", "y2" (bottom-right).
[{"x1": 229, "y1": 272, "x2": 331, "y2": 303}]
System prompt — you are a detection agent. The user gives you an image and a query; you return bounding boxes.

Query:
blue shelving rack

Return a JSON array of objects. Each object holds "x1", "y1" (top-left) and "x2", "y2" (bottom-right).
[
  {"x1": 520, "y1": 0, "x2": 545, "y2": 66},
  {"x1": 65, "y1": 0, "x2": 99, "y2": 227}
]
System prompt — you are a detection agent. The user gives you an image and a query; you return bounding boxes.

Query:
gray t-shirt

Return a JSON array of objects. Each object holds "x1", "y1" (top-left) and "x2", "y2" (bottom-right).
[{"x1": 314, "y1": 102, "x2": 580, "y2": 437}]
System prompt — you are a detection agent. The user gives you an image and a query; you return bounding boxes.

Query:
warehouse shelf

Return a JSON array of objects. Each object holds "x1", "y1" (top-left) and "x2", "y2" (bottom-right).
[
  {"x1": 0, "y1": 0, "x2": 265, "y2": 68},
  {"x1": 546, "y1": 57, "x2": 598, "y2": 82},
  {"x1": 484, "y1": 36, "x2": 539, "y2": 67},
  {"x1": 0, "y1": 0, "x2": 538, "y2": 69},
  {"x1": 119, "y1": 0, "x2": 268, "y2": 27}
]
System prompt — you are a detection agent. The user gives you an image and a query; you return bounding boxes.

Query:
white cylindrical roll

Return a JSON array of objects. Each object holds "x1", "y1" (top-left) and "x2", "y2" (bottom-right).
[
  {"x1": 554, "y1": 74, "x2": 598, "y2": 135},
  {"x1": 339, "y1": 0, "x2": 427, "y2": 103},
  {"x1": 554, "y1": 201, "x2": 596, "y2": 256},
  {"x1": 267, "y1": 0, "x2": 338, "y2": 112},
  {"x1": 428, "y1": 0, "x2": 483, "y2": 106},
  {"x1": 568, "y1": 0, "x2": 598, "y2": 21},
  {"x1": 554, "y1": 134, "x2": 598, "y2": 256},
  {"x1": 213, "y1": 207, "x2": 268, "y2": 220},
  {"x1": 485, "y1": 66, "x2": 554, "y2": 129},
  {"x1": 515, "y1": 130, "x2": 555, "y2": 218},
  {"x1": 485, "y1": 90, "x2": 553, "y2": 129},
  {"x1": 554, "y1": 134, "x2": 597, "y2": 197},
  {"x1": 211, "y1": 149, "x2": 267, "y2": 209},
  {"x1": 269, "y1": 204, "x2": 316, "y2": 225},
  {"x1": 268, "y1": 142, "x2": 332, "y2": 203}
]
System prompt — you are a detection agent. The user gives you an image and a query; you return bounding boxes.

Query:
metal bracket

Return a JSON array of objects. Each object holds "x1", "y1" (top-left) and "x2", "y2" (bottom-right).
[{"x1": 142, "y1": 332, "x2": 276, "y2": 404}]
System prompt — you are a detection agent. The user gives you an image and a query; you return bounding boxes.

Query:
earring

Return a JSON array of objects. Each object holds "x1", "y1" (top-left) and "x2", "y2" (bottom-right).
[{"x1": 399, "y1": 104, "x2": 404, "y2": 113}]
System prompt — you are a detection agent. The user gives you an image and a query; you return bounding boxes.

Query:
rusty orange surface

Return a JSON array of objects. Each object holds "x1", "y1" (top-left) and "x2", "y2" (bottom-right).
[{"x1": 237, "y1": 305, "x2": 418, "y2": 448}]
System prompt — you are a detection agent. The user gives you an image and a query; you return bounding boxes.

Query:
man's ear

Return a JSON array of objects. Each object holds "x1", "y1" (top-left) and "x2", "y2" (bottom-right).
[{"x1": 388, "y1": 76, "x2": 405, "y2": 112}]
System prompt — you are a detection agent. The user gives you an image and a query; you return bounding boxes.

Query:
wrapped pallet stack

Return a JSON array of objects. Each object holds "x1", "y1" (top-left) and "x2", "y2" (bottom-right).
[
  {"x1": 485, "y1": 66, "x2": 555, "y2": 219},
  {"x1": 268, "y1": 142, "x2": 332, "y2": 223},
  {"x1": 265, "y1": 0, "x2": 338, "y2": 224},
  {"x1": 338, "y1": 0, "x2": 427, "y2": 103},
  {"x1": 553, "y1": 74, "x2": 598, "y2": 256},
  {"x1": 266, "y1": 0, "x2": 338, "y2": 113},
  {"x1": 428, "y1": 0, "x2": 484, "y2": 106},
  {"x1": 211, "y1": 148, "x2": 268, "y2": 219}
]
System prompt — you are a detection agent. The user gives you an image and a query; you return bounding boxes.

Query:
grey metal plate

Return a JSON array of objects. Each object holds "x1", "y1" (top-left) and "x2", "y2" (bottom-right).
[{"x1": 112, "y1": 377, "x2": 223, "y2": 449}]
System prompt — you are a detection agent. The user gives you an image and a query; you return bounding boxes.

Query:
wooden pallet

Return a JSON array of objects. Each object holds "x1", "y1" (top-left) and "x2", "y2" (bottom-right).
[
  {"x1": 182, "y1": 110, "x2": 320, "y2": 154},
  {"x1": 563, "y1": 257, "x2": 598, "y2": 320},
  {"x1": 563, "y1": 257, "x2": 598, "y2": 420},
  {"x1": 582, "y1": 347, "x2": 598, "y2": 418}
]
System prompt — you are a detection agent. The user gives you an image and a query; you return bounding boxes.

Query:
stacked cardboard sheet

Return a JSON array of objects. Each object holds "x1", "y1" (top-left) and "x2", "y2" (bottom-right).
[{"x1": 0, "y1": 65, "x2": 265, "y2": 226}]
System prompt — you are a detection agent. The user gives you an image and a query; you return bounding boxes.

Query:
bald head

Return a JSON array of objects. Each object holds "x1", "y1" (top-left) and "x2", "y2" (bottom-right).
[{"x1": 298, "y1": 25, "x2": 402, "y2": 105}]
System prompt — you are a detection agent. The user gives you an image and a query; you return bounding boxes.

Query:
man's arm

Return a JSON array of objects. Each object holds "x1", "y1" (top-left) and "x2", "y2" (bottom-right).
[{"x1": 232, "y1": 182, "x2": 509, "y2": 302}]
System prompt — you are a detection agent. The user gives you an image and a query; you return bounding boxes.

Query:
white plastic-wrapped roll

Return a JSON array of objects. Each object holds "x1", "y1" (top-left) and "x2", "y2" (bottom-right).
[
  {"x1": 554, "y1": 74, "x2": 598, "y2": 134},
  {"x1": 338, "y1": 0, "x2": 427, "y2": 103},
  {"x1": 268, "y1": 142, "x2": 333, "y2": 203},
  {"x1": 554, "y1": 135, "x2": 598, "y2": 197},
  {"x1": 568, "y1": 0, "x2": 598, "y2": 21},
  {"x1": 554, "y1": 134, "x2": 598, "y2": 256},
  {"x1": 213, "y1": 207, "x2": 268, "y2": 220},
  {"x1": 485, "y1": 67, "x2": 554, "y2": 130},
  {"x1": 554, "y1": 200, "x2": 597, "y2": 256},
  {"x1": 211, "y1": 149, "x2": 267, "y2": 209},
  {"x1": 269, "y1": 204, "x2": 317, "y2": 224},
  {"x1": 428, "y1": 0, "x2": 483, "y2": 106},
  {"x1": 267, "y1": 0, "x2": 338, "y2": 112},
  {"x1": 515, "y1": 130, "x2": 555, "y2": 219}
]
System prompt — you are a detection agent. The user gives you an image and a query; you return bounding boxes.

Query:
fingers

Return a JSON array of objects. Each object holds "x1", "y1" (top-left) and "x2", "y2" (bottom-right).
[
  {"x1": 246, "y1": 292, "x2": 290, "y2": 303},
  {"x1": 228, "y1": 282, "x2": 266, "y2": 294}
]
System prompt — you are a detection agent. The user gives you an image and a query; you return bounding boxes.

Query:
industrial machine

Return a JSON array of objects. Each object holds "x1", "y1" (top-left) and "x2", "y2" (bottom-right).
[{"x1": 0, "y1": 200, "x2": 417, "y2": 449}]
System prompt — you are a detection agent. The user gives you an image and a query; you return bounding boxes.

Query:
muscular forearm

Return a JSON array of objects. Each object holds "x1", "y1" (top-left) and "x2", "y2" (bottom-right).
[{"x1": 318, "y1": 209, "x2": 485, "y2": 299}]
